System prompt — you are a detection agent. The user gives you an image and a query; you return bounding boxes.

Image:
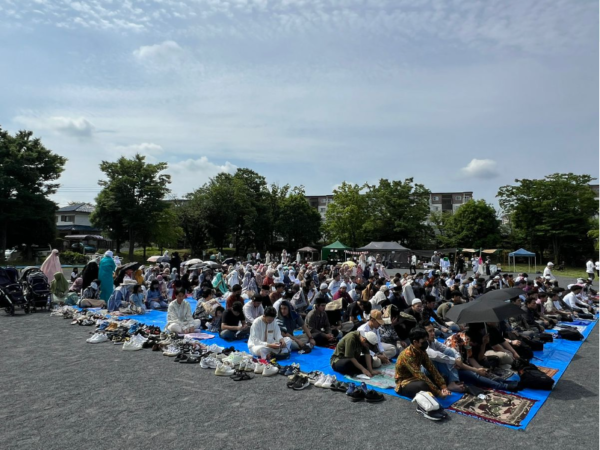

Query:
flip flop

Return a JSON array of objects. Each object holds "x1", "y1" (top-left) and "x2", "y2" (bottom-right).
[{"x1": 231, "y1": 371, "x2": 254, "y2": 381}]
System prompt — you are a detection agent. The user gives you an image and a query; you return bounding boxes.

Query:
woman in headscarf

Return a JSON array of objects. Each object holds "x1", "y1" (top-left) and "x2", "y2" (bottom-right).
[
  {"x1": 276, "y1": 300, "x2": 314, "y2": 351},
  {"x1": 98, "y1": 251, "x2": 116, "y2": 302},
  {"x1": 81, "y1": 258, "x2": 99, "y2": 290},
  {"x1": 212, "y1": 272, "x2": 228, "y2": 295},
  {"x1": 377, "y1": 263, "x2": 391, "y2": 282},
  {"x1": 41, "y1": 249, "x2": 62, "y2": 282},
  {"x1": 254, "y1": 264, "x2": 265, "y2": 288},
  {"x1": 241, "y1": 271, "x2": 258, "y2": 295},
  {"x1": 50, "y1": 272, "x2": 70, "y2": 305},
  {"x1": 107, "y1": 280, "x2": 135, "y2": 312},
  {"x1": 69, "y1": 277, "x2": 83, "y2": 294}
]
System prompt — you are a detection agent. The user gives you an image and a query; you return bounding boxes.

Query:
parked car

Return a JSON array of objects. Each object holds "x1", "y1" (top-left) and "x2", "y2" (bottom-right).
[
  {"x1": 4, "y1": 248, "x2": 21, "y2": 261},
  {"x1": 71, "y1": 242, "x2": 97, "y2": 253}
]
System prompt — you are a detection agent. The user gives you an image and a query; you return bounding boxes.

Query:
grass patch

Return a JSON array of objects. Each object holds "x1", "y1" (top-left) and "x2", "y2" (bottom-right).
[{"x1": 503, "y1": 263, "x2": 591, "y2": 279}]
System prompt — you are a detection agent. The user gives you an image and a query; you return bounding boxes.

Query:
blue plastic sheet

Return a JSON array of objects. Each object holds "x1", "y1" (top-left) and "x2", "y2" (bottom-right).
[{"x1": 107, "y1": 298, "x2": 597, "y2": 430}]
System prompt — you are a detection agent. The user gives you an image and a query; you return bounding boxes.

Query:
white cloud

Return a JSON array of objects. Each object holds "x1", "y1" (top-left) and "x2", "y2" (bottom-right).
[
  {"x1": 167, "y1": 157, "x2": 238, "y2": 196},
  {"x1": 113, "y1": 142, "x2": 163, "y2": 160},
  {"x1": 14, "y1": 115, "x2": 95, "y2": 138},
  {"x1": 460, "y1": 159, "x2": 499, "y2": 178},
  {"x1": 133, "y1": 40, "x2": 184, "y2": 66}
]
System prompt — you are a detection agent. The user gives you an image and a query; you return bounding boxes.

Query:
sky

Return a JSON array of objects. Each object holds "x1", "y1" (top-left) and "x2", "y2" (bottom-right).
[{"x1": 0, "y1": 0, "x2": 598, "y2": 208}]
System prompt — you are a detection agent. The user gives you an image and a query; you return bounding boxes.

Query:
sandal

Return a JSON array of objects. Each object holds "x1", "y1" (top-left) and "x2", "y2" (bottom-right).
[{"x1": 231, "y1": 370, "x2": 254, "y2": 381}]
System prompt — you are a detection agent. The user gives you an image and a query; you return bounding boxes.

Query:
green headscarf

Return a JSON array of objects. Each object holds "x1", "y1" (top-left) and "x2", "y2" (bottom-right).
[
  {"x1": 212, "y1": 272, "x2": 227, "y2": 295},
  {"x1": 50, "y1": 272, "x2": 69, "y2": 297}
]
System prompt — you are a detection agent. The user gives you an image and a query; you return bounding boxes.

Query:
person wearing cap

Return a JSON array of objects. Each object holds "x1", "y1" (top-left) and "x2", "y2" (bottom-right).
[
  {"x1": 543, "y1": 262, "x2": 556, "y2": 281},
  {"x1": 305, "y1": 296, "x2": 336, "y2": 347},
  {"x1": 106, "y1": 279, "x2": 136, "y2": 312},
  {"x1": 311, "y1": 282, "x2": 331, "y2": 307},
  {"x1": 357, "y1": 309, "x2": 397, "y2": 363},
  {"x1": 333, "y1": 282, "x2": 352, "y2": 304},
  {"x1": 395, "y1": 327, "x2": 450, "y2": 399},
  {"x1": 330, "y1": 330, "x2": 381, "y2": 377}
]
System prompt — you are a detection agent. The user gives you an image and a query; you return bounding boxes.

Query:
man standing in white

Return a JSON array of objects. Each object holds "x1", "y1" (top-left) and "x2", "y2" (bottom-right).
[
  {"x1": 248, "y1": 306, "x2": 291, "y2": 359},
  {"x1": 586, "y1": 258, "x2": 595, "y2": 281},
  {"x1": 543, "y1": 262, "x2": 556, "y2": 281}
]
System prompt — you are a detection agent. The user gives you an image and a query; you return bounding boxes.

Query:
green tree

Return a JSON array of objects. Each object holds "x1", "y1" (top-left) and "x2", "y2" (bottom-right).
[
  {"x1": 364, "y1": 178, "x2": 431, "y2": 247},
  {"x1": 323, "y1": 182, "x2": 369, "y2": 249},
  {"x1": 91, "y1": 154, "x2": 171, "y2": 261},
  {"x1": 445, "y1": 199, "x2": 501, "y2": 249},
  {"x1": 429, "y1": 210, "x2": 456, "y2": 248},
  {"x1": 497, "y1": 173, "x2": 598, "y2": 262},
  {"x1": 151, "y1": 206, "x2": 183, "y2": 255},
  {"x1": 277, "y1": 187, "x2": 322, "y2": 249},
  {"x1": 202, "y1": 173, "x2": 237, "y2": 251},
  {"x1": 0, "y1": 128, "x2": 66, "y2": 260},
  {"x1": 588, "y1": 218, "x2": 599, "y2": 252},
  {"x1": 173, "y1": 194, "x2": 208, "y2": 257}
]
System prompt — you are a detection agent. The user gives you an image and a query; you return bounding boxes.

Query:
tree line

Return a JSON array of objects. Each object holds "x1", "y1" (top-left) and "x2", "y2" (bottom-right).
[{"x1": 0, "y1": 127, "x2": 597, "y2": 264}]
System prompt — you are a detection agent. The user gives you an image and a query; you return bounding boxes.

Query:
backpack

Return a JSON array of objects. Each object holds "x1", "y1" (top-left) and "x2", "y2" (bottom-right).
[
  {"x1": 558, "y1": 329, "x2": 583, "y2": 341},
  {"x1": 518, "y1": 366, "x2": 555, "y2": 390}
]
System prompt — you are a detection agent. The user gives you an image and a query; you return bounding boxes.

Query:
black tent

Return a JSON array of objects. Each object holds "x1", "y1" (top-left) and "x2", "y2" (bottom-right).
[{"x1": 356, "y1": 242, "x2": 411, "y2": 268}]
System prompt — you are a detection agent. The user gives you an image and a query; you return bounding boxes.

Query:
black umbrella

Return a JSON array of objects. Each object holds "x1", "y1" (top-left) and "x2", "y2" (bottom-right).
[
  {"x1": 223, "y1": 258, "x2": 236, "y2": 265},
  {"x1": 114, "y1": 262, "x2": 141, "y2": 286},
  {"x1": 204, "y1": 261, "x2": 220, "y2": 269},
  {"x1": 477, "y1": 288, "x2": 524, "y2": 302},
  {"x1": 445, "y1": 298, "x2": 525, "y2": 325},
  {"x1": 188, "y1": 263, "x2": 206, "y2": 270}
]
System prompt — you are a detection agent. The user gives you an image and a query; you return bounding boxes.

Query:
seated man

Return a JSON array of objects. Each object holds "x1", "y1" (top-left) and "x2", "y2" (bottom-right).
[
  {"x1": 394, "y1": 327, "x2": 450, "y2": 399},
  {"x1": 243, "y1": 294, "x2": 264, "y2": 325},
  {"x1": 347, "y1": 299, "x2": 371, "y2": 330},
  {"x1": 436, "y1": 290, "x2": 464, "y2": 323},
  {"x1": 330, "y1": 330, "x2": 381, "y2": 377},
  {"x1": 422, "y1": 296, "x2": 457, "y2": 338},
  {"x1": 107, "y1": 280, "x2": 136, "y2": 312},
  {"x1": 420, "y1": 321, "x2": 465, "y2": 393},
  {"x1": 544, "y1": 289, "x2": 574, "y2": 321},
  {"x1": 220, "y1": 301, "x2": 251, "y2": 341},
  {"x1": 166, "y1": 288, "x2": 201, "y2": 334},
  {"x1": 563, "y1": 285, "x2": 594, "y2": 314},
  {"x1": 226, "y1": 284, "x2": 244, "y2": 310},
  {"x1": 305, "y1": 296, "x2": 337, "y2": 347},
  {"x1": 358, "y1": 310, "x2": 396, "y2": 364},
  {"x1": 276, "y1": 300, "x2": 315, "y2": 350},
  {"x1": 248, "y1": 306, "x2": 291, "y2": 359}
]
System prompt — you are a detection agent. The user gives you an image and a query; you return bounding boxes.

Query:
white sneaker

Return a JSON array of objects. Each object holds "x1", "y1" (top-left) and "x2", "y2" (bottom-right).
[
  {"x1": 200, "y1": 356, "x2": 218, "y2": 369},
  {"x1": 225, "y1": 352, "x2": 243, "y2": 367},
  {"x1": 162, "y1": 344, "x2": 180, "y2": 356},
  {"x1": 254, "y1": 363, "x2": 264, "y2": 374},
  {"x1": 207, "y1": 344, "x2": 224, "y2": 354},
  {"x1": 87, "y1": 333, "x2": 108, "y2": 344},
  {"x1": 321, "y1": 375, "x2": 335, "y2": 389},
  {"x1": 262, "y1": 364, "x2": 279, "y2": 377},
  {"x1": 314, "y1": 374, "x2": 327, "y2": 388},
  {"x1": 215, "y1": 362, "x2": 235, "y2": 376},
  {"x1": 123, "y1": 334, "x2": 147, "y2": 351}
]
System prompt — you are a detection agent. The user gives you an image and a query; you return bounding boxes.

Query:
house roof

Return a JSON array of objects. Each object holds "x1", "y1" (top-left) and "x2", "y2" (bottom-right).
[{"x1": 57, "y1": 203, "x2": 95, "y2": 214}]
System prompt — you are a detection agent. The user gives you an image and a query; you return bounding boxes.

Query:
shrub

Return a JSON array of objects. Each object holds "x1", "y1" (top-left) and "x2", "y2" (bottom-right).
[{"x1": 60, "y1": 251, "x2": 88, "y2": 265}]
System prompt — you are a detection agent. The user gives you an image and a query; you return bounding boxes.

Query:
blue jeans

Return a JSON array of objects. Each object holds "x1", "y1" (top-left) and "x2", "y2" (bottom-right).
[
  {"x1": 220, "y1": 329, "x2": 250, "y2": 341},
  {"x1": 458, "y1": 369, "x2": 509, "y2": 390},
  {"x1": 430, "y1": 361, "x2": 460, "y2": 383}
]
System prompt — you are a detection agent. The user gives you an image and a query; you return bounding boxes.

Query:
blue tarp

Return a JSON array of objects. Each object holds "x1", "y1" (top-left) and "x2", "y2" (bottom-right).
[{"x1": 108, "y1": 297, "x2": 597, "y2": 430}]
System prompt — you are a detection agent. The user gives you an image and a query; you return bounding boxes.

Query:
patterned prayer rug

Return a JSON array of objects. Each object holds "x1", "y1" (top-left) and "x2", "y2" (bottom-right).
[
  {"x1": 537, "y1": 367, "x2": 559, "y2": 378},
  {"x1": 490, "y1": 367, "x2": 515, "y2": 380},
  {"x1": 347, "y1": 364, "x2": 396, "y2": 389},
  {"x1": 449, "y1": 391, "x2": 536, "y2": 427}
]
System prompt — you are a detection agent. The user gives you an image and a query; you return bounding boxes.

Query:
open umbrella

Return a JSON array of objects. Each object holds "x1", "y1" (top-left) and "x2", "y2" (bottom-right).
[
  {"x1": 114, "y1": 262, "x2": 141, "y2": 286},
  {"x1": 188, "y1": 263, "x2": 206, "y2": 270},
  {"x1": 147, "y1": 255, "x2": 162, "y2": 263},
  {"x1": 222, "y1": 257, "x2": 236, "y2": 265},
  {"x1": 204, "y1": 261, "x2": 220, "y2": 269},
  {"x1": 477, "y1": 288, "x2": 524, "y2": 302},
  {"x1": 183, "y1": 258, "x2": 203, "y2": 266},
  {"x1": 445, "y1": 298, "x2": 525, "y2": 325}
]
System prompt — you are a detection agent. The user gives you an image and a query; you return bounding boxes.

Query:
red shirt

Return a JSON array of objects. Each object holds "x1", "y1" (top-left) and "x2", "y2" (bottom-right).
[{"x1": 226, "y1": 294, "x2": 243, "y2": 310}]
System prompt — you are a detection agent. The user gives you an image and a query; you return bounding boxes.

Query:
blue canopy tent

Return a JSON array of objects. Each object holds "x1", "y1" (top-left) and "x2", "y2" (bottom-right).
[{"x1": 508, "y1": 248, "x2": 536, "y2": 273}]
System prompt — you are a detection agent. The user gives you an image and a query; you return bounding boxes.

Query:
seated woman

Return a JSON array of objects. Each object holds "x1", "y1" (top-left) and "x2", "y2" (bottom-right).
[
  {"x1": 166, "y1": 288, "x2": 200, "y2": 334},
  {"x1": 276, "y1": 300, "x2": 316, "y2": 351},
  {"x1": 129, "y1": 284, "x2": 146, "y2": 314},
  {"x1": 107, "y1": 279, "x2": 136, "y2": 312},
  {"x1": 146, "y1": 280, "x2": 168, "y2": 310},
  {"x1": 50, "y1": 272, "x2": 70, "y2": 306},
  {"x1": 248, "y1": 306, "x2": 291, "y2": 359}
]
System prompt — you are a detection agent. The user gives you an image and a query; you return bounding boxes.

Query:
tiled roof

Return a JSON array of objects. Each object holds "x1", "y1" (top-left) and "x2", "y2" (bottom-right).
[{"x1": 57, "y1": 203, "x2": 95, "y2": 213}]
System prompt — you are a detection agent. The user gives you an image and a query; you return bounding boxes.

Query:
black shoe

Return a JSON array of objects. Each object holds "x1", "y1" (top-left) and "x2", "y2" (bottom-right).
[
  {"x1": 416, "y1": 406, "x2": 447, "y2": 421},
  {"x1": 503, "y1": 381, "x2": 520, "y2": 392},
  {"x1": 286, "y1": 373, "x2": 301, "y2": 388},
  {"x1": 349, "y1": 389, "x2": 366, "y2": 402},
  {"x1": 365, "y1": 390, "x2": 385, "y2": 403},
  {"x1": 292, "y1": 376, "x2": 310, "y2": 391}
]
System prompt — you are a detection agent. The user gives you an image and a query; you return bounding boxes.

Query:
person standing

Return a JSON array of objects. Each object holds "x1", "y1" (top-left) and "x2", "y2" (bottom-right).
[
  {"x1": 410, "y1": 253, "x2": 417, "y2": 275},
  {"x1": 586, "y1": 258, "x2": 595, "y2": 281},
  {"x1": 455, "y1": 254, "x2": 465, "y2": 274},
  {"x1": 98, "y1": 251, "x2": 116, "y2": 302}
]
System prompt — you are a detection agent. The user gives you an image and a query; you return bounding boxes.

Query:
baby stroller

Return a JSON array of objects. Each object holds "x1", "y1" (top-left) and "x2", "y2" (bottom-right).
[
  {"x1": 0, "y1": 267, "x2": 31, "y2": 315},
  {"x1": 20, "y1": 266, "x2": 50, "y2": 310}
]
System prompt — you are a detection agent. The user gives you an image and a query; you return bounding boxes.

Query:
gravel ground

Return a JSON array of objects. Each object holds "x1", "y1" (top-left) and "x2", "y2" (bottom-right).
[{"x1": 0, "y1": 273, "x2": 597, "y2": 450}]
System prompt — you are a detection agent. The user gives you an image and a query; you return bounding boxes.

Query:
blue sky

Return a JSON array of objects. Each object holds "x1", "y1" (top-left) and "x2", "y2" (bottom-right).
[{"x1": 1, "y1": 0, "x2": 597, "y2": 207}]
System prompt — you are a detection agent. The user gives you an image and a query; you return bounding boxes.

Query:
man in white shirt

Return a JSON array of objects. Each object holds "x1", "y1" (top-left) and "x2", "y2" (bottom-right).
[
  {"x1": 328, "y1": 274, "x2": 342, "y2": 297},
  {"x1": 543, "y1": 262, "x2": 556, "y2": 280},
  {"x1": 563, "y1": 285, "x2": 592, "y2": 313},
  {"x1": 357, "y1": 310, "x2": 396, "y2": 363},
  {"x1": 586, "y1": 258, "x2": 595, "y2": 281},
  {"x1": 166, "y1": 289, "x2": 201, "y2": 333},
  {"x1": 243, "y1": 296, "x2": 264, "y2": 325},
  {"x1": 248, "y1": 307, "x2": 291, "y2": 359}
]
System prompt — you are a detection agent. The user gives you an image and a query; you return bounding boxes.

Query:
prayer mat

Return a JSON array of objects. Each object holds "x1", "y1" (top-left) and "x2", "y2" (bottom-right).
[
  {"x1": 449, "y1": 391, "x2": 536, "y2": 427},
  {"x1": 347, "y1": 364, "x2": 396, "y2": 389},
  {"x1": 537, "y1": 367, "x2": 559, "y2": 378}
]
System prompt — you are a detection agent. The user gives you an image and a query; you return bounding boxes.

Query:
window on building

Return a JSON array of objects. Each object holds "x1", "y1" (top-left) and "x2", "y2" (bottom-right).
[
  {"x1": 432, "y1": 206, "x2": 439, "y2": 211},
  {"x1": 464, "y1": 196, "x2": 471, "y2": 201},
  {"x1": 432, "y1": 196, "x2": 439, "y2": 201},
  {"x1": 61, "y1": 215, "x2": 75, "y2": 222},
  {"x1": 455, "y1": 195, "x2": 462, "y2": 201},
  {"x1": 319, "y1": 207, "x2": 326, "y2": 213}
]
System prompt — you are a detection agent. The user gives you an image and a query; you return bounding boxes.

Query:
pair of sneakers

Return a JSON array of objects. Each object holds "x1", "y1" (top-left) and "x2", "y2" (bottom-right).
[
  {"x1": 314, "y1": 374, "x2": 336, "y2": 389},
  {"x1": 287, "y1": 373, "x2": 310, "y2": 390},
  {"x1": 200, "y1": 356, "x2": 219, "y2": 369},
  {"x1": 254, "y1": 363, "x2": 279, "y2": 377},
  {"x1": 123, "y1": 334, "x2": 148, "y2": 351},
  {"x1": 87, "y1": 333, "x2": 108, "y2": 344},
  {"x1": 215, "y1": 361, "x2": 235, "y2": 376},
  {"x1": 346, "y1": 382, "x2": 385, "y2": 403}
]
